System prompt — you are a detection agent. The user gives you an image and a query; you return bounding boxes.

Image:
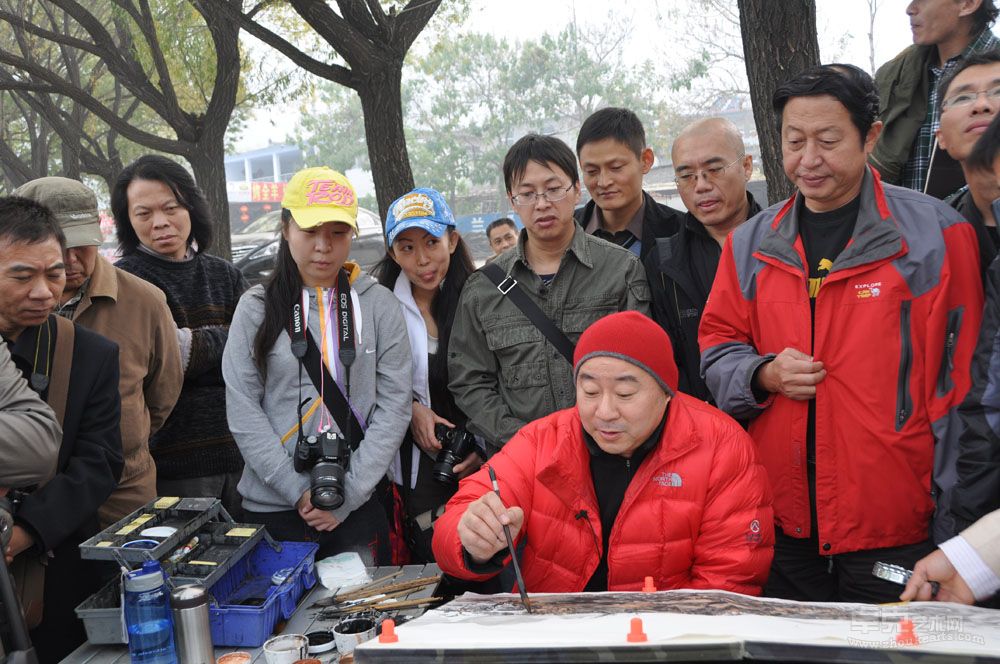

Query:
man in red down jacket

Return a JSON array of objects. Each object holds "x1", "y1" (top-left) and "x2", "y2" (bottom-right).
[
  {"x1": 432, "y1": 311, "x2": 773, "y2": 594},
  {"x1": 699, "y1": 64, "x2": 984, "y2": 603}
]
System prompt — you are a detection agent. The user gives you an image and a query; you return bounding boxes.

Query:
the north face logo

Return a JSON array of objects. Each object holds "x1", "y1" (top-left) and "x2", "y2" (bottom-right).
[{"x1": 653, "y1": 472, "x2": 682, "y2": 487}]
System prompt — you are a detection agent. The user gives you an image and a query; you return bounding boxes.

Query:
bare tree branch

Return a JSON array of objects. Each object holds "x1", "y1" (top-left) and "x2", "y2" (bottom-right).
[
  {"x1": 0, "y1": 48, "x2": 182, "y2": 153},
  {"x1": 212, "y1": 1, "x2": 354, "y2": 85}
]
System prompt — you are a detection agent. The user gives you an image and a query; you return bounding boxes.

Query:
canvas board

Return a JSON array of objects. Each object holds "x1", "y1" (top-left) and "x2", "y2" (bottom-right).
[{"x1": 355, "y1": 589, "x2": 1000, "y2": 663}]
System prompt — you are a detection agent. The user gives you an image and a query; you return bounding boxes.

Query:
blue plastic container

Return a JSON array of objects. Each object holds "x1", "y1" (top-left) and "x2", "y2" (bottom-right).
[
  {"x1": 207, "y1": 541, "x2": 319, "y2": 647},
  {"x1": 124, "y1": 561, "x2": 178, "y2": 664}
]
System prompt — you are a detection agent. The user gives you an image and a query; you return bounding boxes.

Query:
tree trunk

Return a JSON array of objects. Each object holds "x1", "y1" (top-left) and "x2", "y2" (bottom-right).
[
  {"x1": 357, "y1": 65, "x2": 415, "y2": 224},
  {"x1": 189, "y1": 138, "x2": 232, "y2": 261},
  {"x1": 61, "y1": 140, "x2": 81, "y2": 180},
  {"x1": 738, "y1": 0, "x2": 820, "y2": 205}
]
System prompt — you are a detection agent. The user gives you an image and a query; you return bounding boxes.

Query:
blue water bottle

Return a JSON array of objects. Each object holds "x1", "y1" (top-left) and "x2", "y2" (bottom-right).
[{"x1": 123, "y1": 560, "x2": 178, "y2": 664}]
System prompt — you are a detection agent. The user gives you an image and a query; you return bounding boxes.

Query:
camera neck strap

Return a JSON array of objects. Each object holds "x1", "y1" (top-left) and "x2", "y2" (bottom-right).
[
  {"x1": 288, "y1": 269, "x2": 364, "y2": 448},
  {"x1": 481, "y1": 262, "x2": 575, "y2": 364}
]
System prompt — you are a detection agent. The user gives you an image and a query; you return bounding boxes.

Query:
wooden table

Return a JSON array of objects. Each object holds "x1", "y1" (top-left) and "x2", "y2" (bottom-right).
[{"x1": 62, "y1": 564, "x2": 441, "y2": 664}]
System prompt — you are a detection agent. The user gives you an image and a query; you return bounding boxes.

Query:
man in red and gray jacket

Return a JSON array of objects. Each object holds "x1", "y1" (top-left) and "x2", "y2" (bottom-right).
[{"x1": 700, "y1": 63, "x2": 984, "y2": 603}]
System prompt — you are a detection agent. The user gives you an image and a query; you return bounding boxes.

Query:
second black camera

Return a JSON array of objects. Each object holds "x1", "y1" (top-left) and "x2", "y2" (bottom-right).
[{"x1": 432, "y1": 424, "x2": 478, "y2": 484}]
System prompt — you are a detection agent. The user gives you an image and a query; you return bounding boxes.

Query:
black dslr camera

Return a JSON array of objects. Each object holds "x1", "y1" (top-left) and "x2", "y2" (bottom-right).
[
  {"x1": 432, "y1": 424, "x2": 478, "y2": 484},
  {"x1": 294, "y1": 431, "x2": 351, "y2": 511}
]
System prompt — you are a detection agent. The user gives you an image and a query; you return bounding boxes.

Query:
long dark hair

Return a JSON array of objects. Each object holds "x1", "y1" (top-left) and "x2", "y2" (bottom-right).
[
  {"x1": 372, "y1": 231, "x2": 474, "y2": 394},
  {"x1": 253, "y1": 209, "x2": 303, "y2": 379},
  {"x1": 110, "y1": 155, "x2": 214, "y2": 255}
]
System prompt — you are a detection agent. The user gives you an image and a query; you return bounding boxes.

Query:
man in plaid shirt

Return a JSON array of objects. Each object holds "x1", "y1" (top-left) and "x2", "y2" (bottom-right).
[{"x1": 872, "y1": 0, "x2": 999, "y2": 197}]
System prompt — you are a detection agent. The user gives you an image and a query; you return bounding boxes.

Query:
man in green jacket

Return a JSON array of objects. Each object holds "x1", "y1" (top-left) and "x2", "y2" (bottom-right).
[
  {"x1": 448, "y1": 133, "x2": 650, "y2": 456},
  {"x1": 871, "y1": 0, "x2": 998, "y2": 197}
]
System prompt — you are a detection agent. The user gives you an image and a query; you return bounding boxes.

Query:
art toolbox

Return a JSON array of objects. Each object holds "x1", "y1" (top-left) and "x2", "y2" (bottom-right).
[{"x1": 75, "y1": 496, "x2": 274, "y2": 645}]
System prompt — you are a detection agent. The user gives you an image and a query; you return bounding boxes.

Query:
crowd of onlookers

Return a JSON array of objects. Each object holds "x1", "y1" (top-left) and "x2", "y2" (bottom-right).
[{"x1": 2, "y1": 1, "x2": 1000, "y2": 661}]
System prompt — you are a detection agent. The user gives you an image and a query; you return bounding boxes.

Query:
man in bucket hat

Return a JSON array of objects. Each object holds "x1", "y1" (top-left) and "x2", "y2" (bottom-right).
[{"x1": 433, "y1": 311, "x2": 773, "y2": 594}]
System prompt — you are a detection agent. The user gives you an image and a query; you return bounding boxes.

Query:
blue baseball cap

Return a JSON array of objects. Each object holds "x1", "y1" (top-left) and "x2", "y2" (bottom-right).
[{"x1": 385, "y1": 188, "x2": 456, "y2": 246}]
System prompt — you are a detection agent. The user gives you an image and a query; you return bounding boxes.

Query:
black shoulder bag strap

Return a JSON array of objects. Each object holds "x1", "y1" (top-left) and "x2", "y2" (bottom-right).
[
  {"x1": 289, "y1": 269, "x2": 364, "y2": 447},
  {"x1": 481, "y1": 262, "x2": 575, "y2": 364}
]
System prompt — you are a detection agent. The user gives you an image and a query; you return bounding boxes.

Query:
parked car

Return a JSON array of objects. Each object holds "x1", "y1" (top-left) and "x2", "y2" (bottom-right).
[{"x1": 232, "y1": 207, "x2": 386, "y2": 286}]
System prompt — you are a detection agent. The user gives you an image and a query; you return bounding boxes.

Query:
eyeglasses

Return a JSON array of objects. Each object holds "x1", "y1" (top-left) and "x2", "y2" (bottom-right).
[
  {"x1": 510, "y1": 183, "x2": 574, "y2": 207},
  {"x1": 942, "y1": 85, "x2": 1000, "y2": 110},
  {"x1": 673, "y1": 155, "x2": 745, "y2": 188}
]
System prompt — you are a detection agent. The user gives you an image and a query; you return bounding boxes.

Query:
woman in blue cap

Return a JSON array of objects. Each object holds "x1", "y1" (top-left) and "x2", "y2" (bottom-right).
[{"x1": 373, "y1": 187, "x2": 480, "y2": 562}]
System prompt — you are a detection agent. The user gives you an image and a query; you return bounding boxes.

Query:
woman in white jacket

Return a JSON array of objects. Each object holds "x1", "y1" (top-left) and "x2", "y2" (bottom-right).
[{"x1": 373, "y1": 187, "x2": 481, "y2": 562}]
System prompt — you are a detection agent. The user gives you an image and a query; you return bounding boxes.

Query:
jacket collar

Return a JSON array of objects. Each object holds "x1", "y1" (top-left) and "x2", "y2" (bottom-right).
[
  {"x1": 584, "y1": 196, "x2": 645, "y2": 239},
  {"x1": 392, "y1": 271, "x2": 430, "y2": 406},
  {"x1": 655, "y1": 191, "x2": 762, "y2": 273},
  {"x1": 514, "y1": 222, "x2": 594, "y2": 272},
  {"x1": 80, "y1": 256, "x2": 118, "y2": 306},
  {"x1": 756, "y1": 167, "x2": 903, "y2": 273},
  {"x1": 536, "y1": 398, "x2": 702, "y2": 514}
]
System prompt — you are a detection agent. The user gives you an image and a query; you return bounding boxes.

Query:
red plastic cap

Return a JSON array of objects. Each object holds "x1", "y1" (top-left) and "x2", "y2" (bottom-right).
[
  {"x1": 642, "y1": 576, "x2": 656, "y2": 592},
  {"x1": 379, "y1": 619, "x2": 399, "y2": 644},
  {"x1": 627, "y1": 616, "x2": 648, "y2": 643},
  {"x1": 895, "y1": 618, "x2": 919, "y2": 646}
]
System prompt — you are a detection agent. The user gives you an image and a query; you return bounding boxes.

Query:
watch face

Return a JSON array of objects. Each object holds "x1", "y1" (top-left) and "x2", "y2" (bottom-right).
[{"x1": 872, "y1": 562, "x2": 911, "y2": 585}]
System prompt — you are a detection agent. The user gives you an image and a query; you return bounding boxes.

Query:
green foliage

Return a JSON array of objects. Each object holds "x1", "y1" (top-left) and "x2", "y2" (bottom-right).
[
  {"x1": 293, "y1": 81, "x2": 368, "y2": 171},
  {"x1": 292, "y1": 14, "x2": 680, "y2": 215}
]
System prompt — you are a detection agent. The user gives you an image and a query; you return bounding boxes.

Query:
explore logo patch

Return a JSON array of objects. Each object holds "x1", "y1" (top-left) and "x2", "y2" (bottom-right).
[{"x1": 854, "y1": 281, "x2": 883, "y2": 300}]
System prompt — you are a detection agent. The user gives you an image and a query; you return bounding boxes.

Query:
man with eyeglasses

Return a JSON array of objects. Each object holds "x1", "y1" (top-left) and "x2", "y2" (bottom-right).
[
  {"x1": 871, "y1": 0, "x2": 999, "y2": 198},
  {"x1": 941, "y1": 111, "x2": 1000, "y2": 553},
  {"x1": 937, "y1": 51, "x2": 1000, "y2": 280},
  {"x1": 700, "y1": 64, "x2": 983, "y2": 603},
  {"x1": 644, "y1": 118, "x2": 761, "y2": 403},
  {"x1": 574, "y1": 107, "x2": 683, "y2": 261},
  {"x1": 449, "y1": 134, "x2": 650, "y2": 456}
]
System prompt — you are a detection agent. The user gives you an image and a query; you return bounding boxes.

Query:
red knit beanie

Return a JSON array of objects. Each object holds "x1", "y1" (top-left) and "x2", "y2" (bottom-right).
[{"x1": 573, "y1": 311, "x2": 678, "y2": 394}]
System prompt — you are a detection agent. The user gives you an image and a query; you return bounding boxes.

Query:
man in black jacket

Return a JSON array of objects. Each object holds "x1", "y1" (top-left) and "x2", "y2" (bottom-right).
[
  {"x1": 0, "y1": 197, "x2": 122, "y2": 663},
  {"x1": 937, "y1": 50, "x2": 1000, "y2": 280},
  {"x1": 948, "y1": 112, "x2": 1000, "y2": 539},
  {"x1": 575, "y1": 107, "x2": 682, "y2": 261},
  {"x1": 645, "y1": 118, "x2": 760, "y2": 402}
]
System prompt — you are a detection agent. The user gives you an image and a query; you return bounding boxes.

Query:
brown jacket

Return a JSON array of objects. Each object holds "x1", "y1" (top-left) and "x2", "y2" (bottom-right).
[{"x1": 69, "y1": 256, "x2": 182, "y2": 519}]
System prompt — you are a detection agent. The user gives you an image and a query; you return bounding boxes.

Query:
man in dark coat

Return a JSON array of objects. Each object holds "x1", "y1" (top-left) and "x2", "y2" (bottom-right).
[
  {"x1": 574, "y1": 107, "x2": 682, "y2": 261},
  {"x1": 936, "y1": 50, "x2": 1000, "y2": 281},
  {"x1": 0, "y1": 196, "x2": 122, "y2": 663},
  {"x1": 948, "y1": 112, "x2": 1000, "y2": 538},
  {"x1": 645, "y1": 118, "x2": 760, "y2": 402}
]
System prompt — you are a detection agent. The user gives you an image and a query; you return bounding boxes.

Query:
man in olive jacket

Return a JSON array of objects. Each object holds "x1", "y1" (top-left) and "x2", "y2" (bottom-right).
[
  {"x1": 449, "y1": 134, "x2": 650, "y2": 456},
  {"x1": 14, "y1": 177, "x2": 183, "y2": 527},
  {"x1": 0, "y1": 342, "x2": 60, "y2": 487}
]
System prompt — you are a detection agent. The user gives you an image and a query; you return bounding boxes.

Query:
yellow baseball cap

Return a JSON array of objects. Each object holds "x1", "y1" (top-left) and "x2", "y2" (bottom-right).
[{"x1": 281, "y1": 167, "x2": 358, "y2": 231}]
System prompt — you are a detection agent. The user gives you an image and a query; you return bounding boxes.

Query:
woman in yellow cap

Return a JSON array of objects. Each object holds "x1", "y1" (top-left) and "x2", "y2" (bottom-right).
[{"x1": 222, "y1": 167, "x2": 412, "y2": 563}]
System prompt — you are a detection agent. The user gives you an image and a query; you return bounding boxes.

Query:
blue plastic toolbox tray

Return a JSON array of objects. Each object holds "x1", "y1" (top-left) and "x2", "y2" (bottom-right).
[{"x1": 208, "y1": 540, "x2": 319, "y2": 647}]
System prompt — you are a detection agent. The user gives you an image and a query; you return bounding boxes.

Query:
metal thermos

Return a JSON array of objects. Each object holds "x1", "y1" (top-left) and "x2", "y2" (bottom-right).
[{"x1": 169, "y1": 584, "x2": 214, "y2": 664}]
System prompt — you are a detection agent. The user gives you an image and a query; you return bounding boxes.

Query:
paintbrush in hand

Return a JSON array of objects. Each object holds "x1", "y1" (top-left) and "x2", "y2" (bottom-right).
[{"x1": 488, "y1": 464, "x2": 532, "y2": 613}]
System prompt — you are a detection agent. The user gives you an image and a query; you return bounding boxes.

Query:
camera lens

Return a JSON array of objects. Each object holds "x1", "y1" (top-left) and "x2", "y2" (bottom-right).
[
  {"x1": 432, "y1": 429, "x2": 477, "y2": 485},
  {"x1": 432, "y1": 450, "x2": 463, "y2": 485},
  {"x1": 310, "y1": 461, "x2": 346, "y2": 510}
]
